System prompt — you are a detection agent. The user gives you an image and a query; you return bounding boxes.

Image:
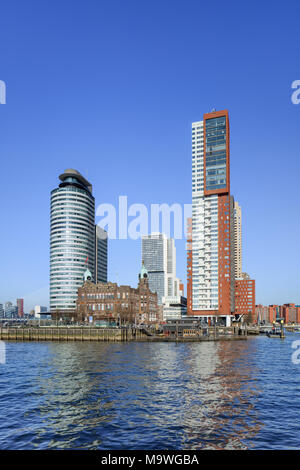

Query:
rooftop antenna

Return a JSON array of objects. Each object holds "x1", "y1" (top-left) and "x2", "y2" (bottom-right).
[{"x1": 211, "y1": 107, "x2": 216, "y2": 112}]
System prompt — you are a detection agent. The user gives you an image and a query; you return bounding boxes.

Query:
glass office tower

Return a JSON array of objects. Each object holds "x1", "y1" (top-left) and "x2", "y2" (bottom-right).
[
  {"x1": 50, "y1": 169, "x2": 95, "y2": 313},
  {"x1": 142, "y1": 233, "x2": 179, "y2": 305},
  {"x1": 95, "y1": 225, "x2": 108, "y2": 283}
]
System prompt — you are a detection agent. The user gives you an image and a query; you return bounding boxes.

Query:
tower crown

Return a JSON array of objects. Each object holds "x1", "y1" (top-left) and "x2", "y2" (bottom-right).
[
  {"x1": 84, "y1": 268, "x2": 93, "y2": 282},
  {"x1": 139, "y1": 261, "x2": 148, "y2": 279}
]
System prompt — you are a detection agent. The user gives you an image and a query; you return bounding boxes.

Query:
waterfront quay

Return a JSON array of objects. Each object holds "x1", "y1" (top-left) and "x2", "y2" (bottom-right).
[{"x1": 0, "y1": 325, "x2": 250, "y2": 342}]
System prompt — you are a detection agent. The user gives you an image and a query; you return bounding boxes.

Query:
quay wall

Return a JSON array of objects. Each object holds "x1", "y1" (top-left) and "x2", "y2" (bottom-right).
[
  {"x1": 0, "y1": 326, "x2": 250, "y2": 342},
  {"x1": 0, "y1": 327, "x2": 144, "y2": 342}
]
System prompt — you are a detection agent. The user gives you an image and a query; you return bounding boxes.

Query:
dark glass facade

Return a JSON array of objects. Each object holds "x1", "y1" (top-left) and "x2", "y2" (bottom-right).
[{"x1": 205, "y1": 116, "x2": 227, "y2": 191}]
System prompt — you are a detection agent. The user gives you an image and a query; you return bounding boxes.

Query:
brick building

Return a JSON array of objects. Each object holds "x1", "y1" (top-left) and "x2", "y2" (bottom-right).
[
  {"x1": 16, "y1": 298, "x2": 24, "y2": 318},
  {"x1": 255, "y1": 303, "x2": 300, "y2": 324},
  {"x1": 76, "y1": 264, "x2": 159, "y2": 325},
  {"x1": 234, "y1": 277, "x2": 255, "y2": 320}
]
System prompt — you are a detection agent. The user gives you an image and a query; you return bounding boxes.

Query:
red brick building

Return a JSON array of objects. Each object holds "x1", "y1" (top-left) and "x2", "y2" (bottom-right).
[
  {"x1": 235, "y1": 278, "x2": 255, "y2": 320},
  {"x1": 16, "y1": 298, "x2": 24, "y2": 318},
  {"x1": 255, "y1": 304, "x2": 300, "y2": 324},
  {"x1": 76, "y1": 264, "x2": 159, "y2": 325},
  {"x1": 281, "y1": 304, "x2": 300, "y2": 323}
]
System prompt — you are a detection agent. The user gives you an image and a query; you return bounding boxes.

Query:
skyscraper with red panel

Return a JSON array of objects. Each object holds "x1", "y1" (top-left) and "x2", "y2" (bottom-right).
[{"x1": 187, "y1": 110, "x2": 234, "y2": 326}]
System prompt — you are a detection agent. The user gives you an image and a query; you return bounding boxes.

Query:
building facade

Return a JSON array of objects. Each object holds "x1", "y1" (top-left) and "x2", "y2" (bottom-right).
[
  {"x1": 34, "y1": 306, "x2": 48, "y2": 318},
  {"x1": 256, "y1": 304, "x2": 300, "y2": 324},
  {"x1": 50, "y1": 169, "x2": 96, "y2": 313},
  {"x1": 233, "y1": 201, "x2": 242, "y2": 279},
  {"x1": 235, "y1": 278, "x2": 256, "y2": 320},
  {"x1": 95, "y1": 225, "x2": 108, "y2": 283},
  {"x1": 142, "y1": 233, "x2": 180, "y2": 305},
  {"x1": 16, "y1": 298, "x2": 24, "y2": 317},
  {"x1": 188, "y1": 109, "x2": 234, "y2": 325},
  {"x1": 4, "y1": 302, "x2": 18, "y2": 318},
  {"x1": 161, "y1": 296, "x2": 187, "y2": 320},
  {"x1": 76, "y1": 264, "x2": 158, "y2": 325}
]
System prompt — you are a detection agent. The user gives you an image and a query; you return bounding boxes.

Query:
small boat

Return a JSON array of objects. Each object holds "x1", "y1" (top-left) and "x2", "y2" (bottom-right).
[{"x1": 266, "y1": 327, "x2": 285, "y2": 338}]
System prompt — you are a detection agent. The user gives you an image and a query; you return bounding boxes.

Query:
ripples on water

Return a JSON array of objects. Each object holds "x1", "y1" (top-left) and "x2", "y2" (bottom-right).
[{"x1": 0, "y1": 334, "x2": 300, "y2": 449}]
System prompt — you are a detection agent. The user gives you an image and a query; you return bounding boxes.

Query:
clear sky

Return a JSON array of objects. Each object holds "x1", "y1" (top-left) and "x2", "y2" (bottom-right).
[{"x1": 0, "y1": 0, "x2": 299, "y2": 312}]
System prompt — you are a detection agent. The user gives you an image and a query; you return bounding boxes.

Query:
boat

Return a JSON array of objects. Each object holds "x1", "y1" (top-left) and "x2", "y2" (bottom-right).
[{"x1": 266, "y1": 327, "x2": 285, "y2": 338}]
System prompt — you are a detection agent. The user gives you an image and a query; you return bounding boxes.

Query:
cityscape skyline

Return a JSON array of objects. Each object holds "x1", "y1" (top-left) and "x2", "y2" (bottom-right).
[
  {"x1": 1, "y1": 0, "x2": 300, "y2": 455},
  {"x1": 1, "y1": 1, "x2": 300, "y2": 311}
]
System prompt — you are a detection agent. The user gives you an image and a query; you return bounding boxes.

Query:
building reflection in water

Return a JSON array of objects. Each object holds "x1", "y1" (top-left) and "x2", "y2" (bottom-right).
[
  {"x1": 25, "y1": 340, "x2": 263, "y2": 449},
  {"x1": 179, "y1": 340, "x2": 263, "y2": 449},
  {"x1": 27, "y1": 343, "x2": 120, "y2": 449}
]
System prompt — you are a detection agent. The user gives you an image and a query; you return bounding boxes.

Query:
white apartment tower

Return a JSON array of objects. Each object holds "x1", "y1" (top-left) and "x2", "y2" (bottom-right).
[{"x1": 233, "y1": 201, "x2": 242, "y2": 279}]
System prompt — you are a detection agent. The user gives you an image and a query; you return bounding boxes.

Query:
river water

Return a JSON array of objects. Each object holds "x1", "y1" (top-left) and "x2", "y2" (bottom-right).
[{"x1": 0, "y1": 334, "x2": 300, "y2": 450}]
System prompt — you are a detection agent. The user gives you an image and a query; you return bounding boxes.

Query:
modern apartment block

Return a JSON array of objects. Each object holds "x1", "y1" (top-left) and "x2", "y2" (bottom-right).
[
  {"x1": 187, "y1": 109, "x2": 234, "y2": 325},
  {"x1": 142, "y1": 233, "x2": 180, "y2": 305},
  {"x1": 50, "y1": 169, "x2": 96, "y2": 313},
  {"x1": 235, "y1": 277, "x2": 256, "y2": 319},
  {"x1": 233, "y1": 201, "x2": 242, "y2": 278},
  {"x1": 95, "y1": 225, "x2": 108, "y2": 283}
]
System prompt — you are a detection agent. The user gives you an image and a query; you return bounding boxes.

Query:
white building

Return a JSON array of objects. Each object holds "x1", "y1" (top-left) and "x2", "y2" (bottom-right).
[
  {"x1": 233, "y1": 201, "x2": 242, "y2": 279},
  {"x1": 142, "y1": 233, "x2": 180, "y2": 305},
  {"x1": 34, "y1": 306, "x2": 48, "y2": 318},
  {"x1": 50, "y1": 169, "x2": 96, "y2": 313},
  {"x1": 161, "y1": 296, "x2": 187, "y2": 321}
]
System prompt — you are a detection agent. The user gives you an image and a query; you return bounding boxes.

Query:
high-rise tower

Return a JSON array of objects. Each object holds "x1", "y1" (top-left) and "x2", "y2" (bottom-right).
[
  {"x1": 188, "y1": 110, "x2": 234, "y2": 325},
  {"x1": 95, "y1": 225, "x2": 108, "y2": 283},
  {"x1": 142, "y1": 233, "x2": 179, "y2": 305},
  {"x1": 16, "y1": 298, "x2": 24, "y2": 317},
  {"x1": 233, "y1": 201, "x2": 242, "y2": 279},
  {"x1": 50, "y1": 169, "x2": 95, "y2": 314}
]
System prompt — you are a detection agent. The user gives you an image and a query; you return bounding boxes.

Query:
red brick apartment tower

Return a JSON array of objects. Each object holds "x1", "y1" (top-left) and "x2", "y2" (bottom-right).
[
  {"x1": 16, "y1": 298, "x2": 24, "y2": 318},
  {"x1": 281, "y1": 304, "x2": 298, "y2": 323},
  {"x1": 235, "y1": 279, "x2": 256, "y2": 321},
  {"x1": 188, "y1": 110, "x2": 234, "y2": 325}
]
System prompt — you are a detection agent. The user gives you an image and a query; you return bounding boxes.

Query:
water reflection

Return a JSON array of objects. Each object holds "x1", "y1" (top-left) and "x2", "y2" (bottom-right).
[{"x1": 1, "y1": 337, "x2": 300, "y2": 449}]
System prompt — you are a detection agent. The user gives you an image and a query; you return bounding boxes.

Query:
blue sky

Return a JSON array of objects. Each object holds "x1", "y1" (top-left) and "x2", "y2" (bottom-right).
[{"x1": 0, "y1": 0, "x2": 299, "y2": 311}]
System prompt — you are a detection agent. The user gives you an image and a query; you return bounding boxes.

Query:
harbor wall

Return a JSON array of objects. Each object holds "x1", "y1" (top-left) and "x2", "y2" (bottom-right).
[{"x1": 0, "y1": 326, "x2": 251, "y2": 342}]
